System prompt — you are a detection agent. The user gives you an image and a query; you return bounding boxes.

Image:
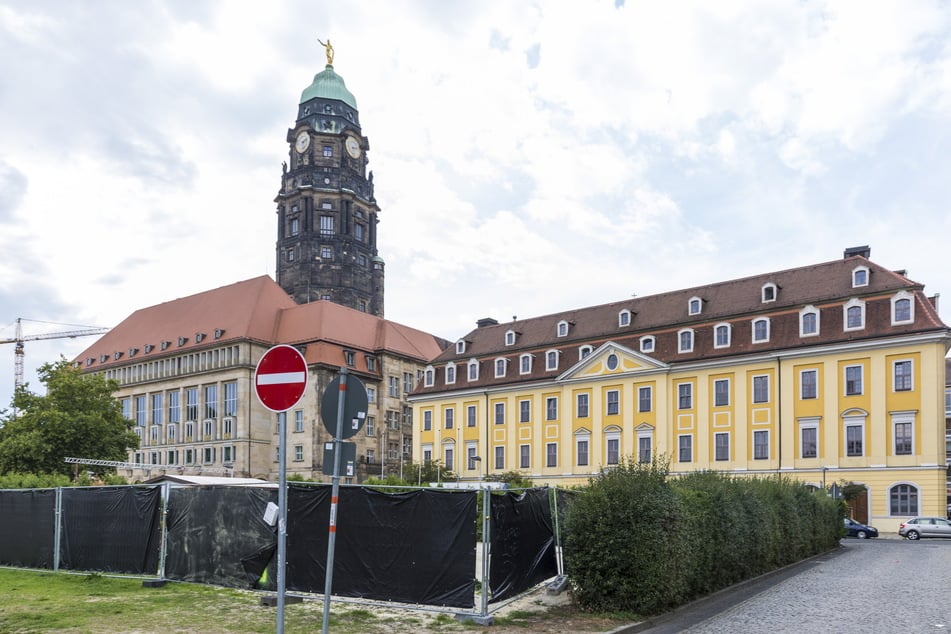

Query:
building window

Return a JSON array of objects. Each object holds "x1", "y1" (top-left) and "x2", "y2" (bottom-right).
[
  {"x1": 519, "y1": 444, "x2": 530, "y2": 469},
  {"x1": 688, "y1": 296, "x2": 702, "y2": 315},
  {"x1": 640, "y1": 336, "x2": 655, "y2": 353},
  {"x1": 546, "y1": 443, "x2": 558, "y2": 467},
  {"x1": 752, "y1": 375, "x2": 769, "y2": 403},
  {"x1": 638, "y1": 386, "x2": 652, "y2": 412},
  {"x1": 893, "y1": 415, "x2": 914, "y2": 455},
  {"x1": 799, "y1": 423, "x2": 819, "y2": 458},
  {"x1": 223, "y1": 382, "x2": 237, "y2": 417},
  {"x1": 800, "y1": 306, "x2": 819, "y2": 337},
  {"x1": 366, "y1": 386, "x2": 376, "y2": 403},
  {"x1": 289, "y1": 217, "x2": 300, "y2": 236},
  {"x1": 494, "y1": 446, "x2": 505, "y2": 470},
  {"x1": 423, "y1": 367, "x2": 434, "y2": 387},
  {"x1": 203, "y1": 447, "x2": 216, "y2": 464},
  {"x1": 354, "y1": 223, "x2": 365, "y2": 242},
  {"x1": 714, "y1": 323, "x2": 731, "y2": 348},
  {"x1": 293, "y1": 445, "x2": 303, "y2": 462},
  {"x1": 546, "y1": 397, "x2": 558, "y2": 420},
  {"x1": 468, "y1": 359, "x2": 479, "y2": 381},
  {"x1": 714, "y1": 432, "x2": 730, "y2": 461},
  {"x1": 894, "y1": 360, "x2": 913, "y2": 391},
  {"x1": 678, "y1": 435, "x2": 693, "y2": 463},
  {"x1": 557, "y1": 320, "x2": 569, "y2": 337},
  {"x1": 295, "y1": 410, "x2": 304, "y2": 433},
  {"x1": 761, "y1": 283, "x2": 777, "y2": 303},
  {"x1": 576, "y1": 393, "x2": 590, "y2": 418},
  {"x1": 167, "y1": 424, "x2": 176, "y2": 444},
  {"x1": 320, "y1": 215, "x2": 335, "y2": 236},
  {"x1": 204, "y1": 385, "x2": 218, "y2": 420},
  {"x1": 852, "y1": 266, "x2": 869, "y2": 287},
  {"x1": 185, "y1": 387, "x2": 198, "y2": 421},
  {"x1": 386, "y1": 376, "x2": 399, "y2": 397},
  {"x1": 443, "y1": 445, "x2": 454, "y2": 470},
  {"x1": 444, "y1": 408, "x2": 454, "y2": 429},
  {"x1": 403, "y1": 372, "x2": 415, "y2": 394},
  {"x1": 423, "y1": 410, "x2": 432, "y2": 431},
  {"x1": 576, "y1": 437, "x2": 590, "y2": 466},
  {"x1": 167, "y1": 450, "x2": 179, "y2": 465},
  {"x1": 752, "y1": 318, "x2": 770, "y2": 343},
  {"x1": 365, "y1": 356, "x2": 376, "y2": 372},
  {"x1": 505, "y1": 330, "x2": 516, "y2": 346},
  {"x1": 456, "y1": 340, "x2": 466, "y2": 354},
  {"x1": 445, "y1": 363, "x2": 456, "y2": 385},
  {"x1": 801, "y1": 369, "x2": 818, "y2": 399},
  {"x1": 320, "y1": 245, "x2": 333, "y2": 260},
  {"x1": 678, "y1": 329, "x2": 694, "y2": 353},
  {"x1": 151, "y1": 393, "x2": 163, "y2": 425},
  {"x1": 494, "y1": 402, "x2": 505, "y2": 425},
  {"x1": 494, "y1": 358, "x2": 507, "y2": 378},
  {"x1": 579, "y1": 345, "x2": 593, "y2": 360},
  {"x1": 845, "y1": 365, "x2": 863, "y2": 396},
  {"x1": 845, "y1": 419, "x2": 864, "y2": 457},
  {"x1": 286, "y1": 248, "x2": 295, "y2": 262},
  {"x1": 519, "y1": 354, "x2": 532, "y2": 374},
  {"x1": 467, "y1": 444, "x2": 478, "y2": 470},
  {"x1": 753, "y1": 430, "x2": 769, "y2": 460},
  {"x1": 606, "y1": 353, "x2": 619, "y2": 371},
  {"x1": 714, "y1": 379, "x2": 730, "y2": 407},
  {"x1": 519, "y1": 400, "x2": 531, "y2": 423},
  {"x1": 892, "y1": 293, "x2": 914, "y2": 324},
  {"x1": 889, "y1": 484, "x2": 918, "y2": 515},
  {"x1": 606, "y1": 390, "x2": 620, "y2": 415},
  {"x1": 638, "y1": 435, "x2": 652, "y2": 463},
  {"x1": 467, "y1": 405, "x2": 477, "y2": 427},
  {"x1": 133, "y1": 395, "x2": 146, "y2": 426},
  {"x1": 168, "y1": 391, "x2": 180, "y2": 424},
  {"x1": 606, "y1": 433, "x2": 620, "y2": 465},
  {"x1": 344, "y1": 351, "x2": 355, "y2": 367},
  {"x1": 618, "y1": 310, "x2": 631, "y2": 327},
  {"x1": 844, "y1": 299, "x2": 865, "y2": 331},
  {"x1": 546, "y1": 350, "x2": 559, "y2": 371},
  {"x1": 678, "y1": 383, "x2": 693, "y2": 410}
]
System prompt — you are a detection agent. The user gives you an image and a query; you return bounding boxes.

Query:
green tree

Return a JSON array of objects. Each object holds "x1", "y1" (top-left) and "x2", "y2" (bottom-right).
[
  {"x1": 0, "y1": 358, "x2": 139, "y2": 477},
  {"x1": 402, "y1": 459, "x2": 457, "y2": 485}
]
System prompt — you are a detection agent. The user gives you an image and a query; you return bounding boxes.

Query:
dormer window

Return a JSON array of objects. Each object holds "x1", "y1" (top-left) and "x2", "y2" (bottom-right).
[
  {"x1": 423, "y1": 366, "x2": 435, "y2": 387},
  {"x1": 852, "y1": 266, "x2": 869, "y2": 288},
  {"x1": 800, "y1": 305, "x2": 820, "y2": 337},
  {"x1": 618, "y1": 310, "x2": 632, "y2": 327},
  {"x1": 688, "y1": 297, "x2": 702, "y2": 316},
  {"x1": 494, "y1": 358, "x2": 508, "y2": 378},
  {"x1": 714, "y1": 323, "x2": 731, "y2": 348},
  {"x1": 445, "y1": 362, "x2": 456, "y2": 384},
  {"x1": 579, "y1": 345, "x2": 593, "y2": 360},
  {"x1": 556, "y1": 320, "x2": 570, "y2": 337},
  {"x1": 505, "y1": 330, "x2": 517, "y2": 346},
  {"x1": 752, "y1": 317, "x2": 770, "y2": 343},
  {"x1": 678, "y1": 329, "x2": 694, "y2": 353},
  {"x1": 455, "y1": 340, "x2": 467, "y2": 354},
  {"x1": 761, "y1": 283, "x2": 777, "y2": 303},
  {"x1": 640, "y1": 336, "x2": 655, "y2": 353},
  {"x1": 891, "y1": 291, "x2": 914, "y2": 325},
  {"x1": 844, "y1": 298, "x2": 866, "y2": 331},
  {"x1": 344, "y1": 350, "x2": 355, "y2": 366},
  {"x1": 365, "y1": 356, "x2": 376, "y2": 372},
  {"x1": 546, "y1": 350, "x2": 560, "y2": 371},
  {"x1": 467, "y1": 359, "x2": 479, "y2": 381},
  {"x1": 519, "y1": 354, "x2": 533, "y2": 374}
]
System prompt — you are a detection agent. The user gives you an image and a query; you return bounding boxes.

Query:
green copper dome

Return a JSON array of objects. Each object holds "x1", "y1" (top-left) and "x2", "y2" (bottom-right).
[{"x1": 300, "y1": 64, "x2": 357, "y2": 110}]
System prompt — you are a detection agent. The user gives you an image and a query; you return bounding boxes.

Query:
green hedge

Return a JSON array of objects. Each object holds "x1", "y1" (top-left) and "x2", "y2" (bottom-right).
[{"x1": 563, "y1": 460, "x2": 841, "y2": 615}]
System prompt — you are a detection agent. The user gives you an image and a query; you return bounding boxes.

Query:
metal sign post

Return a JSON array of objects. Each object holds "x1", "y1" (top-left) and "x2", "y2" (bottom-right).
[{"x1": 254, "y1": 345, "x2": 308, "y2": 634}]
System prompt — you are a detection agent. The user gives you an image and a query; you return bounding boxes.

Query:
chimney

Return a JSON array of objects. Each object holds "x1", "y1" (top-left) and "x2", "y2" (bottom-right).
[
  {"x1": 476, "y1": 317, "x2": 499, "y2": 328},
  {"x1": 843, "y1": 245, "x2": 871, "y2": 259}
]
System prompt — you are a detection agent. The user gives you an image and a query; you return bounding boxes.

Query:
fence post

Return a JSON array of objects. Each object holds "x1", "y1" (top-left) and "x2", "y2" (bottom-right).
[
  {"x1": 480, "y1": 485, "x2": 490, "y2": 619},
  {"x1": 551, "y1": 487, "x2": 563, "y2": 576},
  {"x1": 53, "y1": 487, "x2": 62, "y2": 572},
  {"x1": 157, "y1": 482, "x2": 170, "y2": 578}
]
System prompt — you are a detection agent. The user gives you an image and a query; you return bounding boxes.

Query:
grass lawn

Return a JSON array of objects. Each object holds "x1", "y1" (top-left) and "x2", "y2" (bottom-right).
[{"x1": 0, "y1": 567, "x2": 631, "y2": 633}]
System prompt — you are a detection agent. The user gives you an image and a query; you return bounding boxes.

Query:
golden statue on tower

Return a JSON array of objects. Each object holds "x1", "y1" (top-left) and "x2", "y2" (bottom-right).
[{"x1": 318, "y1": 38, "x2": 334, "y2": 65}]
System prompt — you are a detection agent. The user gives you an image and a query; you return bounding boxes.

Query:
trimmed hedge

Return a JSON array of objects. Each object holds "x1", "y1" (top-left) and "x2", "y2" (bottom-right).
[{"x1": 563, "y1": 460, "x2": 841, "y2": 615}]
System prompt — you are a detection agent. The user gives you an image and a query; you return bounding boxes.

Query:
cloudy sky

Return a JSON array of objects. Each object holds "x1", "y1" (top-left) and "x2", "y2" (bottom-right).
[{"x1": 1, "y1": 0, "x2": 950, "y2": 408}]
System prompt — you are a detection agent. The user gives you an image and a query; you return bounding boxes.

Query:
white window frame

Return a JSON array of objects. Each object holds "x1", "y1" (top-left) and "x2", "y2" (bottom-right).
[
  {"x1": 752, "y1": 374, "x2": 770, "y2": 404},
  {"x1": 891, "y1": 291, "x2": 915, "y2": 325},
  {"x1": 688, "y1": 296, "x2": 702, "y2": 315},
  {"x1": 422, "y1": 444, "x2": 433, "y2": 463},
  {"x1": 455, "y1": 340, "x2": 466, "y2": 354},
  {"x1": 752, "y1": 317, "x2": 770, "y2": 343},
  {"x1": 422, "y1": 410, "x2": 432, "y2": 431},
  {"x1": 714, "y1": 432, "x2": 730, "y2": 461},
  {"x1": 546, "y1": 442, "x2": 558, "y2": 467},
  {"x1": 640, "y1": 336, "x2": 655, "y2": 353},
  {"x1": 852, "y1": 265, "x2": 869, "y2": 288},
  {"x1": 445, "y1": 362, "x2": 456, "y2": 385},
  {"x1": 893, "y1": 359, "x2": 913, "y2": 392},
  {"x1": 843, "y1": 298, "x2": 866, "y2": 331},
  {"x1": 519, "y1": 353, "x2": 532, "y2": 375},
  {"x1": 678, "y1": 382, "x2": 693, "y2": 410},
  {"x1": 576, "y1": 433, "x2": 590, "y2": 467},
  {"x1": 678, "y1": 434, "x2": 693, "y2": 463},
  {"x1": 576, "y1": 392, "x2": 590, "y2": 418},
  {"x1": 844, "y1": 364, "x2": 864, "y2": 396},
  {"x1": 678, "y1": 328, "x2": 694, "y2": 353},
  {"x1": 546, "y1": 349, "x2": 560, "y2": 371},
  {"x1": 714, "y1": 323, "x2": 731, "y2": 349},
  {"x1": 844, "y1": 414, "x2": 866, "y2": 457},
  {"x1": 466, "y1": 442, "x2": 478, "y2": 470},
  {"x1": 423, "y1": 366, "x2": 434, "y2": 387},
  {"x1": 637, "y1": 430, "x2": 652, "y2": 463},
  {"x1": 578, "y1": 345, "x2": 593, "y2": 360},
  {"x1": 546, "y1": 396, "x2": 558, "y2": 421},
  {"x1": 519, "y1": 399, "x2": 531, "y2": 423},
  {"x1": 519, "y1": 444, "x2": 531, "y2": 469},
  {"x1": 505, "y1": 329, "x2": 516, "y2": 346},
  {"x1": 799, "y1": 305, "x2": 820, "y2": 337},
  {"x1": 467, "y1": 405, "x2": 477, "y2": 428},
  {"x1": 467, "y1": 359, "x2": 479, "y2": 381},
  {"x1": 618, "y1": 309, "x2": 632, "y2": 327},
  {"x1": 557, "y1": 320, "x2": 569, "y2": 337},
  {"x1": 891, "y1": 412, "x2": 915, "y2": 456},
  {"x1": 799, "y1": 418, "x2": 819, "y2": 459},
  {"x1": 606, "y1": 389, "x2": 620, "y2": 415},
  {"x1": 638, "y1": 386, "x2": 652, "y2": 413},
  {"x1": 494, "y1": 357, "x2": 508, "y2": 378},
  {"x1": 713, "y1": 378, "x2": 730, "y2": 407},
  {"x1": 753, "y1": 429, "x2": 770, "y2": 460},
  {"x1": 800, "y1": 368, "x2": 818, "y2": 400},
  {"x1": 761, "y1": 283, "x2": 777, "y2": 303},
  {"x1": 605, "y1": 430, "x2": 621, "y2": 465}
]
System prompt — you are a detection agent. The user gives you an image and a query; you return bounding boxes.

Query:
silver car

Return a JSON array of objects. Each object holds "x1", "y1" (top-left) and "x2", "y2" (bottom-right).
[{"x1": 898, "y1": 517, "x2": 951, "y2": 540}]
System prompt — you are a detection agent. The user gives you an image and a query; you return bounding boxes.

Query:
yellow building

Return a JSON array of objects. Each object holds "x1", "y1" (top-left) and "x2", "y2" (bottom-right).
[{"x1": 410, "y1": 247, "x2": 950, "y2": 532}]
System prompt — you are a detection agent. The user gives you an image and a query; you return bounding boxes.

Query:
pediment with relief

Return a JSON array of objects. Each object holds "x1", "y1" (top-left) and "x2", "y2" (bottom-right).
[{"x1": 562, "y1": 342, "x2": 668, "y2": 380}]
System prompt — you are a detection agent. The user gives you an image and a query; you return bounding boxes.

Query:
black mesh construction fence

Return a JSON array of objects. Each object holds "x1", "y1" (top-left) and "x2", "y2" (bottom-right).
[
  {"x1": 164, "y1": 485, "x2": 278, "y2": 588},
  {"x1": 60, "y1": 486, "x2": 162, "y2": 574},
  {"x1": 0, "y1": 488, "x2": 56, "y2": 569},
  {"x1": 552, "y1": 487, "x2": 580, "y2": 575},
  {"x1": 286, "y1": 484, "x2": 477, "y2": 608},
  {"x1": 488, "y1": 487, "x2": 558, "y2": 603}
]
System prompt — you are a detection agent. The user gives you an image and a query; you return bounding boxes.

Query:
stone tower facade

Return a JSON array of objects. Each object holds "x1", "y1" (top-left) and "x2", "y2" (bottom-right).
[{"x1": 275, "y1": 53, "x2": 385, "y2": 316}]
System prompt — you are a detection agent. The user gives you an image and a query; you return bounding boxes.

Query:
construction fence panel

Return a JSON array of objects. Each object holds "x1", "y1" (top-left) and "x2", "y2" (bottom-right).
[
  {"x1": 0, "y1": 488, "x2": 56, "y2": 569},
  {"x1": 488, "y1": 487, "x2": 559, "y2": 603}
]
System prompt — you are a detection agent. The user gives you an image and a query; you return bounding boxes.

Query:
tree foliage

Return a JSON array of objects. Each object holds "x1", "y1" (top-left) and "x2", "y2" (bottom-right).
[{"x1": 0, "y1": 358, "x2": 139, "y2": 477}]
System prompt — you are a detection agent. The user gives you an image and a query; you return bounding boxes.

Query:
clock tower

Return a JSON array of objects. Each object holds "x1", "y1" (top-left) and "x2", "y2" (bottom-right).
[{"x1": 275, "y1": 44, "x2": 385, "y2": 316}]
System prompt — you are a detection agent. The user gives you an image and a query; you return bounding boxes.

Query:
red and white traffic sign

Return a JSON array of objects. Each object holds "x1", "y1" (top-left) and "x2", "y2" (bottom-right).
[{"x1": 254, "y1": 345, "x2": 308, "y2": 412}]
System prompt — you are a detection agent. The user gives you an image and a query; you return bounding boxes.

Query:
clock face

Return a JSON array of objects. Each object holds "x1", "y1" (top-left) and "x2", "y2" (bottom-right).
[
  {"x1": 295, "y1": 131, "x2": 310, "y2": 153},
  {"x1": 345, "y1": 136, "x2": 361, "y2": 158}
]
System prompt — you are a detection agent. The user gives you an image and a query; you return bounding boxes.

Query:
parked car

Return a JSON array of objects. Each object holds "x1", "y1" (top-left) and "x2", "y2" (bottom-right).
[
  {"x1": 898, "y1": 517, "x2": 951, "y2": 540},
  {"x1": 843, "y1": 517, "x2": 878, "y2": 539}
]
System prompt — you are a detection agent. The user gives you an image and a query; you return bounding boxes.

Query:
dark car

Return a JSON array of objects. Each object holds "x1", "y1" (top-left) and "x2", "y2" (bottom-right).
[
  {"x1": 843, "y1": 517, "x2": 878, "y2": 539},
  {"x1": 898, "y1": 517, "x2": 951, "y2": 540}
]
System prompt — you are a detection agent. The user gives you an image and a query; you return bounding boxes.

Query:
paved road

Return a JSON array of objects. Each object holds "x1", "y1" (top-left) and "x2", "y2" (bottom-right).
[{"x1": 635, "y1": 538, "x2": 951, "y2": 633}]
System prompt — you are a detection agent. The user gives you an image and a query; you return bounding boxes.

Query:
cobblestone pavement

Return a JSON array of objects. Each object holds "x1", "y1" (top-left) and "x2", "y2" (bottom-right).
[{"x1": 639, "y1": 538, "x2": 951, "y2": 634}]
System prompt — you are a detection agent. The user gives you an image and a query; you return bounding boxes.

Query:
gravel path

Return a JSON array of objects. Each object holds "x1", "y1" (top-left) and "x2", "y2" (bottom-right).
[{"x1": 669, "y1": 538, "x2": 951, "y2": 633}]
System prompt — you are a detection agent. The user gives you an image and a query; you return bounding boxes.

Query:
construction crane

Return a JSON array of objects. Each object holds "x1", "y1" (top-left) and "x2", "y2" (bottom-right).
[
  {"x1": 64, "y1": 456, "x2": 235, "y2": 476},
  {"x1": 0, "y1": 318, "x2": 110, "y2": 391}
]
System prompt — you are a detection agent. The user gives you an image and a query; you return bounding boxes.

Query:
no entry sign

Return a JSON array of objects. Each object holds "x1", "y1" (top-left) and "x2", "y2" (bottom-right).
[{"x1": 254, "y1": 345, "x2": 308, "y2": 412}]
